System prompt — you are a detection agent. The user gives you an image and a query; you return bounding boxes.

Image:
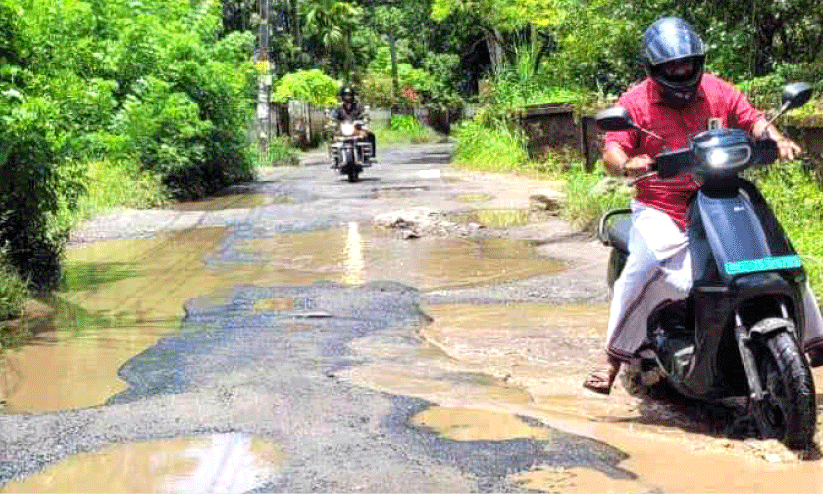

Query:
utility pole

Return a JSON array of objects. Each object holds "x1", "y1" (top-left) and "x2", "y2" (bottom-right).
[
  {"x1": 291, "y1": 0, "x2": 301, "y2": 50},
  {"x1": 257, "y1": 0, "x2": 273, "y2": 154}
]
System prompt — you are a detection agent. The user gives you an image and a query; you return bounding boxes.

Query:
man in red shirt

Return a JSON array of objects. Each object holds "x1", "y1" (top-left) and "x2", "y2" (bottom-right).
[{"x1": 584, "y1": 17, "x2": 823, "y2": 394}]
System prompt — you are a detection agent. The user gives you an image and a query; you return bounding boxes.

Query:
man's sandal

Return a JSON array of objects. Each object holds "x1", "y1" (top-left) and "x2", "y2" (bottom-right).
[{"x1": 583, "y1": 369, "x2": 617, "y2": 395}]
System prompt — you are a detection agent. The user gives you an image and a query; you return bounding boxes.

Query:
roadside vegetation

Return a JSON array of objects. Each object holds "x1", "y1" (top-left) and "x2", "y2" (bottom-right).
[
  {"x1": 4, "y1": 0, "x2": 823, "y2": 319},
  {"x1": 0, "y1": 0, "x2": 257, "y2": 319},
  {"x1": 373, "y1": 115, "x2": 435, "y2": 145}
]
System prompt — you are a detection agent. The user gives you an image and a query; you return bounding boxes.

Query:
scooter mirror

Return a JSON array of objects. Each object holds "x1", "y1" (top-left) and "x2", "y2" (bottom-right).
[
  {"x1": 782, "y1": 83, "x2": 813, "y2": 111},
  {"x1": 594, "y1": 107, "x2": 635, "y2": 132}
]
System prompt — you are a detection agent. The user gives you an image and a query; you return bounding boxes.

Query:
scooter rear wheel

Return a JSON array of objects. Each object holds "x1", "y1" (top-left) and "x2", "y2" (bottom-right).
[{"x1": 757, "y1": 332, "x2": 816, "y2": 449}]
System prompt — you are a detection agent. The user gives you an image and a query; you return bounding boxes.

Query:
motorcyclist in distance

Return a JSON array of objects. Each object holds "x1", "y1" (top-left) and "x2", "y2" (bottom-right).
[
  {"x1": 583, "y1": 17, "x2": 823, "y2": 395},
  {"x1": 331, "y1": 87, "x2": 377, "y2": 159}
]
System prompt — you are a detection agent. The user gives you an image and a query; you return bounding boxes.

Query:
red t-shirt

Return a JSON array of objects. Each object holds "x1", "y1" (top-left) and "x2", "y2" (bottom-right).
[{"x1": 605, "y1": 73, "x2": 763, "y2": 229}]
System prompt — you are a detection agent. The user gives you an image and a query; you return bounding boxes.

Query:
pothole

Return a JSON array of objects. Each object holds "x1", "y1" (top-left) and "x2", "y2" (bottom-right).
[
  {"x1": 173, "y1": 193, "x2": 289, "y2": 211},
  {"x1": 1, "y1": 434, "x2": 283, "y2": 493}
]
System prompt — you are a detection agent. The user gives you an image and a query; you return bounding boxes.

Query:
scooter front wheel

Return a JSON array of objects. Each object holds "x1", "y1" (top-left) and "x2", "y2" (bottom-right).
[{"x1": 756, "y1": 331, "x2": 816, "y2": 449}]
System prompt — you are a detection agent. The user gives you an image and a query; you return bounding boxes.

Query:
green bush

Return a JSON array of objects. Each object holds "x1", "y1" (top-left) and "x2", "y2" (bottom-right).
[
  {"x1": 750, "y1": 161, "x2": 823, "y2": 302},
  {"x1": 373, "y1": 114, "x2": 432, "y2": 144},
  {"x1": 563, "y1": 165, "x2": 631, "y2": 231},
  {"x1": 0, "y1": 260, "x2": 29, "y2": 321},
  {"x1": 0, "y1": 92, "x2": 68, "y2": 291},
  {"x1": 453, "y1": 119, "x2": 528, "y2": 171},
  {"x1": 272, "y1": 69, "x2": 340, "y2": 108}
]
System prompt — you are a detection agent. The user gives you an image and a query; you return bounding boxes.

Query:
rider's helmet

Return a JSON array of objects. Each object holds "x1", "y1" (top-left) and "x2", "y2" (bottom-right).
[
  {"x1": 340, "y1": 86, "x2": 356, "y2": 105},
  {"x1": 643, "y1": 17, "x2": 706, "y2": 107}
]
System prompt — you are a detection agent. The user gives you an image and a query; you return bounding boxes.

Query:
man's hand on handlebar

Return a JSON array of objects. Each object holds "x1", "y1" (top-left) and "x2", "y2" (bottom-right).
[
  {"x1": 776, "y1": 137, "x2": 802, "y2": 161},
  {"x1": 623, "y1": 154, "x2": 655, "y2": 178}
]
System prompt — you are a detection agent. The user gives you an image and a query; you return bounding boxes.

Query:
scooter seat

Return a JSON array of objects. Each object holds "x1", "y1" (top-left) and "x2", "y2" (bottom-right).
[{"x1": 607, "y1": 217, "x2": 631, "y2": 253}]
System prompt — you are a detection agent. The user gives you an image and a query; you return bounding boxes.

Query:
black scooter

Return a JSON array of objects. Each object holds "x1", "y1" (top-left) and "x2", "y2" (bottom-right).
[{"x1": 596, "y1": 83, "x2": 817, "y2": 448}]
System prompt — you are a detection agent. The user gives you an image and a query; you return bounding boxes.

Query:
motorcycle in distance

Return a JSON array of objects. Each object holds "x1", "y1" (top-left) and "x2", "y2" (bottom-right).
[
  {"x1": 326, "y1": 108, "x2": 373, "y2": 183},
  {"x1": 596, "y1": 83, "x2": 817, "y2": 449}
]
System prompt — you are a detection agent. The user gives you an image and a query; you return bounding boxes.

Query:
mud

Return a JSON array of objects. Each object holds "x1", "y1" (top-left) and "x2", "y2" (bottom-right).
[
  {"x1": 173, "y1": 193, "x2": 288, "y2": 211},
  {"x1": 0, "y1": 434, "x2": 282, "y2": 493},
  {"x1": 345, "y1": 301, "x2": 823, "y2": 493},
  {"x1": 2, "y1": 224, "x2": 564, "y2": 414}
]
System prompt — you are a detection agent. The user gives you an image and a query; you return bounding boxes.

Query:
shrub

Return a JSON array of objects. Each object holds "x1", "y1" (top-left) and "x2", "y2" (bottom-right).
[
  {"x1": 272, "y1": 69, "x2": 340, "y2": 108},
  {"x1": 453, "y1": 119, "x2": 528, "y2": 171},
  {"x1": 0, "y1": 260, "x2": 29, "y2": 322}
]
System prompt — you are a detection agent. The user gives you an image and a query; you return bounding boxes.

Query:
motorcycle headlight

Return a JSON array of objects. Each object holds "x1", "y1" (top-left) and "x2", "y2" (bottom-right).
[
  {"x1": 341, "y1": 123, "x2": 355, "y2": 136},
  {"x1": 704, "y1": 144, "x2": 751, "y2": 169}
]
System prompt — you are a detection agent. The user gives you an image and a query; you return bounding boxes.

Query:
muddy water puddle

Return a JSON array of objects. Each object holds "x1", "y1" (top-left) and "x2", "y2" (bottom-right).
[
  {"x1": 236, "y1": 223, "x2": 565, "y2": 290},
  {"x1": 2, "y1": 225, "x2": 562, "y2": 413},
  {"x1": 173, "y1": 192, "x2": 288, "y2": 211},
  {"x1": 344, "y1": 302, "x2": 823, "y2": 493},
  {"x1": 1, "y1": 434, "x2": 283, "y2": 493}
]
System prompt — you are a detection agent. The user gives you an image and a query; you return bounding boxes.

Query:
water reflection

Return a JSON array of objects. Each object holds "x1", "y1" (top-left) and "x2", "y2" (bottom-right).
[
  {"x1": 343, "y1": 222, "x2": 365, "y2": 285},
  {"x1": 1, "y1": 226, "x2": 564, "y2": 413},
  {"x1": 1, "y1": 434, "x2": 283, "y2": 493}
]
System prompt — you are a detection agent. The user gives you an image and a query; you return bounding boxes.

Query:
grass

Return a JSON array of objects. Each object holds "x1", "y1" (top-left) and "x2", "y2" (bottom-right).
[
  {"x1": 749, "y1": 161, "x2": 823, "y2": 299},
  {"x1": 452, "y1": 119, "x2": 528, "y2": 171},
  {"x1": 252, "y1": 137, "x2": 299, "y2": 167},
  {"x1": 373, "y1": 115, "x2": 434, "y2": 144},
  {"x1": 0, "y1": 262, "x2": 29, "y2": 322},
  {"x1": 53, "y1": 159, "x2": 168, "y2": 227}
]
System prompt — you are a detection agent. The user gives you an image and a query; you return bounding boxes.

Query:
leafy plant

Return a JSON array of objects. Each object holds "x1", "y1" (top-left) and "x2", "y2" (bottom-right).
[{"x1": 272, "y1": 69, "x2": 340, "y2": 107}]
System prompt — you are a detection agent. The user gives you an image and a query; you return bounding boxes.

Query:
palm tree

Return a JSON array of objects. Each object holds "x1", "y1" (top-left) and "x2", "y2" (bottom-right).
[{"x1": 300, "y1": 0, "x2": 362, "y2": 79}]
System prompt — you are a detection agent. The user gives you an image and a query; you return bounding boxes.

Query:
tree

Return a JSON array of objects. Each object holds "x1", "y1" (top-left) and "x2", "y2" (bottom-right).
[{"x1": 300, "y1": 0, "x2": 362, "y2": 79}]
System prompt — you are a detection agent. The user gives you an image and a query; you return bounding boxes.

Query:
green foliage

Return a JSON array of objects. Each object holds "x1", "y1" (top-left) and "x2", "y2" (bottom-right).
[
  {"x1": 252, "y1": 137, "x2": 300, "y2": 167},
  {"x1": 749, "y1": 161, "x2": 823, "y2": 302},
  {"x1": 737, "y1": 63, "x2": 823, "y2": 111},
  {"x1": 563, "y1": 165, "x2": 631, "y2": 231},
  {"x1": 272, "y1": 69, "x2": 340, "y2": 107},
  {"x1": 0, "y1": 260, "x2": 28, "y2": 321},
  {"x1": 373, "y1": 114, "x2": 432, "y2": 144},
  {"x1": 54, "y1": 159, "x2": 167, "y2": 224},
  {"x1": 359, "y1": 72, "x2": 394, "y2": 107},
  {"x1": 0, "y1": 0, "x2": 257, "y2": 299},
  {"x1": 453, "y1": 119, "x2": 527, "y2": 171}
]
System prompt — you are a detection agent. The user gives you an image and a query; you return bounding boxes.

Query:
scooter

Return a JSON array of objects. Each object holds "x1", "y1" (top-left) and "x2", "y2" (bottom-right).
[
  {"x1": 596, "y1": 83, "x2": 817, "y2": 448},
  {"x1": 328, "y1": 118, "x2": 373, "y2": 183}
]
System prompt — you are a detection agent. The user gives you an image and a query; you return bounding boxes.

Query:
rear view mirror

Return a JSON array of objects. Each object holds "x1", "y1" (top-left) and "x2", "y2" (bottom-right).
[
  {"x1": 782, "y1": 83, "x2": 812, "y2": 111},
  {"x1": 595, "y1": 107, "x2": 635, "y2": 132}
]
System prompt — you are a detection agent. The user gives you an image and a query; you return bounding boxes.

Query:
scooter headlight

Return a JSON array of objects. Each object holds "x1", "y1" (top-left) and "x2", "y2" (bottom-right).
[
  {"x1": 704, "y1": 144, "x2": 751, "y2": 169},
  {"x1": 340, "y1": 123, "x2": 355, "y2": 136}
]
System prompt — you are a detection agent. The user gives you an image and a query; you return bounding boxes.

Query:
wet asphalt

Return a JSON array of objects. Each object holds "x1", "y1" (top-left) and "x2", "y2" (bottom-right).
[{"x1": 0, "y1": 143, "x2": 621, "y2": 491}]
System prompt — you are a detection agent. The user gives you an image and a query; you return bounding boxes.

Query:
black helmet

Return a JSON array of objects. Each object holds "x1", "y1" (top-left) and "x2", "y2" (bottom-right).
[
  {"x1": 643, "y1": 17, "x2": 705, "y2": 106},
  {"x1": 339, "y1": 86, "x2": 355, "y2": 103}
]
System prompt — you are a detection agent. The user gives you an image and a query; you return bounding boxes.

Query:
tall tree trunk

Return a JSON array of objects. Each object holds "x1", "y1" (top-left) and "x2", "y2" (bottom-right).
[{"x1": 752, "y1": 14, "x2": 783, "y2": 76}]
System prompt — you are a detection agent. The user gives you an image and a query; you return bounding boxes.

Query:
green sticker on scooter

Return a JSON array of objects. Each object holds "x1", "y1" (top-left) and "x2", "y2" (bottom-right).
[{"x1": 724, "y1": 255, "x2": 802, "y2": 275}]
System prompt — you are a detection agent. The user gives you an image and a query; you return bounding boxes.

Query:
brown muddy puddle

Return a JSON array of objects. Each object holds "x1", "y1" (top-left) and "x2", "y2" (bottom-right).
[
  {"x1": 343, "y1": 302, "x2": 823, "y2": 493},
  {"x1": 236, "y1": 223, "x2": 565, "y2": 289},
  {"x1": 2, "y1": 225, "x2": 562, "y2": 413},
  {"x1": 173, "y1": 192, "x2": 288, "y2": 211},
  {"x1": 0, "y1": 433, "x2": 283, "y2": 493}
]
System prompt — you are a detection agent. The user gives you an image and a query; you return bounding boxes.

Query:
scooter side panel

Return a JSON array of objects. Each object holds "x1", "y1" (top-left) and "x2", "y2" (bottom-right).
[{"x1": 696, "y1": 191, "x2": 771, "y2": 284}]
